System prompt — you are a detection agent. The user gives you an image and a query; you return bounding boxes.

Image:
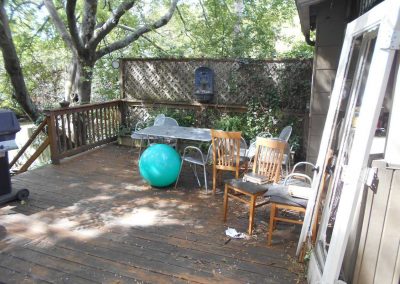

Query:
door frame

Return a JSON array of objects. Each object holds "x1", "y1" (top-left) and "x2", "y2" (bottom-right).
[{"x1": 297, "y1": 0, "x2": 400, "y2": 282}]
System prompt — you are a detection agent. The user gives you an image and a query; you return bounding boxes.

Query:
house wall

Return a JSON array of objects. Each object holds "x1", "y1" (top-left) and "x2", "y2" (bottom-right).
[
  {"x1": 352, "y1": 160, "x2": 400, "y2": 284},
  {"x1": 306, "y1": 0, "x2": 348, "y2": 163}
]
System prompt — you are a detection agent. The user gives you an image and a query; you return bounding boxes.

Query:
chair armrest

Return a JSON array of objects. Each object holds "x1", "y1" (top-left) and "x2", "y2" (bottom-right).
[
  {"x1": 292, "y1": 162, "x2": 316, "y2": 173},
  {"x1": 284, "y1": 173, "x2": 312, "y2": 186}
]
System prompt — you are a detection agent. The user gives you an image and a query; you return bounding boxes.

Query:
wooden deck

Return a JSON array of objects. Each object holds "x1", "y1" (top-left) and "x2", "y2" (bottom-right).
[{"x1": 0, "y1": 144, "x2": 305, "y2": 283}]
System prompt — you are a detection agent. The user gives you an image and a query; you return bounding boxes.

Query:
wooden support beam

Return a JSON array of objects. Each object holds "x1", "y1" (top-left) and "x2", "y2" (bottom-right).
[
  {"x1": 9, "y1": 120, "x2": 47, "y2": 168},
  {"x1": 18, "y1": 137, "x2": 50, "y2": 173}
]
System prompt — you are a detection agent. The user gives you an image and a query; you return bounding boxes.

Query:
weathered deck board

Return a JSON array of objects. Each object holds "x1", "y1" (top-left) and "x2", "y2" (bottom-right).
[{"x1": 0, "y1": 144, "x2": 305, "y2": 283}]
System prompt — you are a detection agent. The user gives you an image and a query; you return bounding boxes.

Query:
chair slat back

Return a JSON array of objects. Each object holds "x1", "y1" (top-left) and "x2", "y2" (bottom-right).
[
  {"x1": 153, "y1": 114, "x2": 166, "y2": 126},
  {"x1": 252, "y1": 137, "x2": 286, "y2": 183},
  {"x1": 211, "y1": 130, "x2": 242, "y2": 172},
  {"x1": 163, "y1": 117, "x2": 179, "y2": 126}
]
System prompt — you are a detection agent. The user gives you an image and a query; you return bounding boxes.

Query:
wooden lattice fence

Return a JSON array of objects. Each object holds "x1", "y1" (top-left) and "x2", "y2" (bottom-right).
[
  {"x1": 121, "y1": 58, "x2": 312, "y2": 108},
  {"x1": 121, "y1": 58, "x2": 312, "y2": 159}
]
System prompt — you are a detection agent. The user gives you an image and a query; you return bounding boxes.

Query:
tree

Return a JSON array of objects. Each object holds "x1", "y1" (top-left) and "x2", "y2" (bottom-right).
[
  {"x1": 0, "y1": 0, "x2": 39, "y2": 121},
  {"x1": 44, "y1": 0, "x2": 179, "y2": 104},
  {"x1": 143, "y1": 0, "x2": 300, "y2": 59}
]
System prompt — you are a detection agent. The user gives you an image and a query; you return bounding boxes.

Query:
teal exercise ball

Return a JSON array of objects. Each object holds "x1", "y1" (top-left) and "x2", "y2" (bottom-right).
[{"x1": 139, "y1": 144, "x2": 181, "y2": 187}]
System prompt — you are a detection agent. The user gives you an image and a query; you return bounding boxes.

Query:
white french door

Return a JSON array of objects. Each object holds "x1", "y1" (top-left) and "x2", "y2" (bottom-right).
[{"x1": 297, "y1": 0, "x2": 400, "y2": 283}]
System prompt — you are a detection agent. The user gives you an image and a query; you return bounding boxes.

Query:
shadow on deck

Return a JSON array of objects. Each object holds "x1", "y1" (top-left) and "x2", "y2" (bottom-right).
[{"x1": 0, "y1": 144, "x2": 305, "y2": 283}]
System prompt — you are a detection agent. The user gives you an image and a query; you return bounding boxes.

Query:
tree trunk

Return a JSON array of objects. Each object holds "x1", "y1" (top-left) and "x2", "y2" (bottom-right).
[
  {"x1": 76, "y1": 59, "x2": 94, "y2": 104},
  {"x1": 0, "y1": 2, "x2": 39, "y2": 121},
  {"x1": 64, "y1": 58, "x2": 77, "y2": 101}
]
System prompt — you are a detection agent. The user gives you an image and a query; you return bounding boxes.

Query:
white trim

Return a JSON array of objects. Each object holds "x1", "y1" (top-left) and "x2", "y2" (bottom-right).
[{"x1": 385, "y1": 55, "x2": 400, "y2": 165}]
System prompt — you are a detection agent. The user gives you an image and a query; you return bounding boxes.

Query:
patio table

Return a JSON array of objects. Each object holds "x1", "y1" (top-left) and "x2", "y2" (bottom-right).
[
  {"x1": 134, "y1": 126, "x2": 249, "y2": 159},
  {"x1": 134, "y1": 125, "x2": 212, "y2": 142}
]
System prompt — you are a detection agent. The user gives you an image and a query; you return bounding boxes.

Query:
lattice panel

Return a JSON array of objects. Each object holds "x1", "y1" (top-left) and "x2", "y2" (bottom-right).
[{"x1": 122, "y1": 59, "x2": 312, "y2": 106}]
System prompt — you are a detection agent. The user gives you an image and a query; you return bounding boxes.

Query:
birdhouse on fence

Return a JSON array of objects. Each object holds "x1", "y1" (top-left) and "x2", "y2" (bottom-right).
[{"x1": 194, "y1": 67, "x2": 214, "y2": 103}]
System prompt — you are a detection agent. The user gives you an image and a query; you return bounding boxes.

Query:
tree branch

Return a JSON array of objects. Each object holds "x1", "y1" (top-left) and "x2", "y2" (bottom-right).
[
  {"x1": 95, "y1": 0, "x2": 178, "y2": 60},
  {"x1": 9, "y1": 1, "x2": 44, "y2": 21},
  {"x1": 65, "y1": 0, "x2": 84, "y2": 51},
  {"x1": 198, "y1": 0, "x2": 210, "y2": 28},
  {"x1": 89, "y1": 0, "x2": 135, "y2": 49},
  {"x1": 43, "y1": 0, "x2": 76, "y2": 54},
  {"x1": 81, "y1": 0, "x2": 98, "y2": 47},
  {"x1": 176, "y1": 6, "x2": 194, "y2": 42},
  {"x1": 119, "y1": 24, "x2": 168, "y2": 55},
  {"x1": 20, "y1": 16, "x2": 50, "y2": 54}
]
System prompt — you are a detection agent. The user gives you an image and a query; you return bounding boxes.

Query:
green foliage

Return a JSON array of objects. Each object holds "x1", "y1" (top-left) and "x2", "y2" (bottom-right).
[
  {"x1": 279, "y1": 41, "x2": 314, "y2": 59},
  {"x1": 91, "y1": 58, "x2": 120, "y2": 102},
  {"x1": 211, "y1": 103, "x2": 304, "y2": 159},
  {"x1": 213, "y1": 114, "x2": 246, "y2": 132},
  {"x1": 143, "y1": 0, "x2": 298, "y2": 59},
  {"x1": 118, "y1": 124, "x2": 132, "y2": 136},
  {"x1": 148, "y1": 108, "x2": 196, "y2": 127},
  {"x1": 0, "y1": 93, "x2": 24, "y2": 116}
]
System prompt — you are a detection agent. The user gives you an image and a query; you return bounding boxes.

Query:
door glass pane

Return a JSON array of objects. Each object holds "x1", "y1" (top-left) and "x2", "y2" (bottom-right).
[
  {"x1": 315, "y1": 30, "x2": 378, "y2": 263},
  {"x1": 315, "y1": 35, "x2": 362, "y2": 250},
  {"x1": 326, "y1": 35, "x2": 376, "y2": 244},
  {"x1": 370, "y1": 53, "x2": 398, "y2": 158}
]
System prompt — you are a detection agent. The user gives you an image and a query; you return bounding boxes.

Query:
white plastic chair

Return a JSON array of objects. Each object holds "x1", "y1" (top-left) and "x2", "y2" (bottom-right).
[
  {"x1": 159, "y1": 117, "x2": 179, "y2": 148},
  {"x1": 162, "y1": 117, "x2": 179, "y2": 126},
  {"x1": 149, "y1": 114, "x2": 167, "y2": 144},
  {"x1": 131, "y1": 114, "x2": 166, "y2": 158},
  {"x1": 175, "y1": 144, "x2": 213, "y2": 193},
  {"x1": 278, "y1": 126, "x2": 292, "y2": 141},
  {"x1": 248, "y1": 126, "x2": 293, "y2": 174},
  {"x1": 278, "y1": 126, "x2": 293, "y2": 174},
  {"x1": 130, "y1": 120, "x2": 147, "y2": 157},
  {"x1": 153, "y1": 114, "x2": 166, "y2": 126}
]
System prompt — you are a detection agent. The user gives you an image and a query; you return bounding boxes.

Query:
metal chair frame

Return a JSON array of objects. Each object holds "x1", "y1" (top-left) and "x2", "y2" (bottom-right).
[{"x1": 175, "y1": 144, "x2": 213, "y2": 193}]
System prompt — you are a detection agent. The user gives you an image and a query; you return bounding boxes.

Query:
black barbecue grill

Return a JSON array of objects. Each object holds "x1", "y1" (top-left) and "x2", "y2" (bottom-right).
[{"x1": 0, "y1": 109, "x2": 29, "y2": 204}]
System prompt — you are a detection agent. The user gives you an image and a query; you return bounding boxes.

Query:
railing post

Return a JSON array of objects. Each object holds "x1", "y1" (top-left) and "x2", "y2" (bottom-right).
[
  {"x1": 46, "y1": 113, "x2": 60, "y2": 165},
  {"x1": 119, "y1": 100, "x2": 128, "y2": 128}
]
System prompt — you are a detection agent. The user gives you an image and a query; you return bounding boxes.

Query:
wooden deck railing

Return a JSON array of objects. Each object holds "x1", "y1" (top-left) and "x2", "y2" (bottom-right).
[
  {"x1": 9, "y1": 119, "x2": 49, "y2": 174},
  {"x1": 45, "y1": 100, "x2": 123, "y2": 164},
  {"x1": 12, "y1": 99, "x2": 308, "y2": 170}
]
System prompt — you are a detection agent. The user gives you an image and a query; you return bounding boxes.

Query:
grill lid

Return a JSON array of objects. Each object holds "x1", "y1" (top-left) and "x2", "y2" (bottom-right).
[{"x1": 0, "y1": 109, "x2": 21, "y2": 142}]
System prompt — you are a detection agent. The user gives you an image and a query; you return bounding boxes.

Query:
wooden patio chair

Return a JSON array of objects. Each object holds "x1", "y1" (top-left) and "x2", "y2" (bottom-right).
[
  {"x1": 247, "y1": 126, "x2": 293, "y2": 173},
  {"x1": 210, "y1": 130, "x2": 249, "y2": 194},
  {"x1": 223, "y1": 137, "x2": 286, "y2": 235},
  {"x1": 266, "y1": 161, "x2": 316, "y2": 247}
]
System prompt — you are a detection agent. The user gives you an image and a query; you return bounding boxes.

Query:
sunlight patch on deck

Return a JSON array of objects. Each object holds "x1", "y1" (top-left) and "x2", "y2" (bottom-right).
[{"x1": 106, "y1": 206, "x2": 181, "y2": 228}]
